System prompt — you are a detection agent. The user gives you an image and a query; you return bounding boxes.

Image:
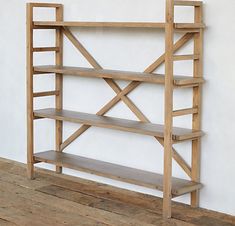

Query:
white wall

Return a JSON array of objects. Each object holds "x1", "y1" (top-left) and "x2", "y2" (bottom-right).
[{"x1": 0, "y1": 0, "x2": 235, "y2": 216}]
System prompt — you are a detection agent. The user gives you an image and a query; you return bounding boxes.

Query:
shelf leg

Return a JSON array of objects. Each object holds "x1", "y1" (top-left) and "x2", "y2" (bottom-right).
[
  {"x1": 191, "y1": 5, "x2": 203, "y2": 208},
  {"x1": 163, "y1": 0, "x2": 174, "y2": 219},
  {"x1": 26, "y1": 3, "x2": 34, "y2": 180},
  {"x1": 55, "y1": 5, "x2": 64, "y2": 174}
]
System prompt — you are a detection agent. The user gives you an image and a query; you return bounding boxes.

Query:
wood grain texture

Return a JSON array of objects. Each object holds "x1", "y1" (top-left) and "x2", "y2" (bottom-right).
[
  {"x1": 26, "y1": 3, "x2": 34, "y2": 179},
  {"x1": 33, "y1": 151, "x2": 202, "y2": 196},
  {"x1": 1, "y1": 158, "x2": 235, "y2": 226},
  {"x1": 55, "y1": 5, "x2": 63, "y2": 174},
  {"x1": 174, "y1": 1, "x2": 202, "y2": 6},
  {"x1": 163, "y1": 0, "x2": 174, "y2": 218},
  {"x1": 27, "y1": 1, "x2": 205, "y2": 219},
  {"x1": 33, "y1": 21, "x2": 205, "y2": 29},
  {"x1": 33, "y1": 108, "x2": 203, "y2": 141},
  {"x1": 191, "y1": 4, "x2": 203, "y2": 208},
  {"x1": 34, "y1": 65, "x2": 204, "y2": 86},
  {"x1": 33, "y1": 47, "x2": 59, "y2": 52}
]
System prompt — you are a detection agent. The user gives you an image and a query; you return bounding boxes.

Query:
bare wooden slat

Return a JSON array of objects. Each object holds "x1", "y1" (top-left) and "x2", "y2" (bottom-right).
[
  {"x1": 33, "y1": 70, "x2": 51, "y2": 75},
  {"x1": 33, "y1": 65, "x2": 204, "y2": 86},
  {"x1": 174, "y1": 1, "x2": 202, "y2": 6},
  {"x1": 33, "y1": 25, "x2": 57, "y2": 30},
  {"x1": 173, "y1": 108, "x2": 198, "y2": 117},
  {"x1": 175, "y1": 23, "x2": 205, "y2": 29},
  {"x1": 174, "y1": 28, "x2": 200, "y2": 33},
  {"x1": 30, "y1": 3, "x2": 62, "y2": 8},
  {"x1": 34, "y1": 108, "x2": 203, "y2": 141},
  {"x1": 33, "y1": 90, "x2": 59, "y2": 97},
  {"x1": 33, "y1": 47, "x2": 59, "y2": 52},
  {"x1": 34, "y1": 21, "x2": 166, "y2": 28},
  {"x1": 34, "y1": 151, "x2": 202, "y2": 196},
  {"x1": 33, "y1": 21, "x2": 205, "y2": 29},
  {"x1": 173, "y1": 54, "x2": 199, "y2": 61}
]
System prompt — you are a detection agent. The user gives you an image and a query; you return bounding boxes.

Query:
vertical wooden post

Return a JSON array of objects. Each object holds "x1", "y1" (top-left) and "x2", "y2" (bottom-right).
[
  {"x1": 55, "y1": 5, "x2": 64, "y2": 174},
  {"x1": 27, "y1": 3, "x2": 34, "y2": 179},
  {"x1": 191, "y1": 5, "x2": 203, "y2": 207},
  {"x1": 163, "y1": 0, "x2": 174, "y2": 219}
]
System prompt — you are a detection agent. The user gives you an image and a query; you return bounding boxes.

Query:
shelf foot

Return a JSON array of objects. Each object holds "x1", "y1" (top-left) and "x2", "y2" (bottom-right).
[{"x1": 27, "y1": 163, "x2": 35, "y2": 180}]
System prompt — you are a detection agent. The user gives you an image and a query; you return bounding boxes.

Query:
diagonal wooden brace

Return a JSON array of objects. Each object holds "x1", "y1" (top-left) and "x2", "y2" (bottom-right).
[{"x1": 61, "y1": 28, "x2": 194, "y2": 177}]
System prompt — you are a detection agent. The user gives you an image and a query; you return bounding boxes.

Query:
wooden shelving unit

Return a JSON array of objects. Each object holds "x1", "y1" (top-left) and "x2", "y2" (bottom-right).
[{"x1": 27, "y1": 1, "x2": 204, "y2": 219}]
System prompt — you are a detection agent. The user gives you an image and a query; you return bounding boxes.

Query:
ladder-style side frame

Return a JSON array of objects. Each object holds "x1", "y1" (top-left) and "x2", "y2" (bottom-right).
[
  {"x1": 26, "y1": 1, "x2": 204, "y2": 219},
  {"x1": 27, "y1": 3, "x2": 64, "y2": 178}
]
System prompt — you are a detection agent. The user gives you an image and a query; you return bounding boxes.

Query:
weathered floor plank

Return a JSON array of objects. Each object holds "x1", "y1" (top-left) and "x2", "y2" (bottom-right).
[{"x1": 0, "y1": 157, "x2": 234, "y2": 226}]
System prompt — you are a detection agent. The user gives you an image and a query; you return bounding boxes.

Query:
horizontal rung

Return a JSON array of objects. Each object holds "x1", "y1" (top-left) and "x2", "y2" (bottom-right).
[
  {"x1": 33, "y1": 65, "x2": 205, "y2": 86},
  {"x1": 175, "y1": 23, "x2": 205, "y2": 29},
  {"x1": 33, "y1": 47, "x2": 60, "y2": 52},
  {"x1": 34, "y1": 150, "x2": 202, "y2": 196},
  {"x1": 174, "y1": 1, "x2": 202, "y2": 6},
  {"x1": 33, "y1": 91, "x2": 59, "y2": 97},
  {"x1": 174, "y1": 28, "x2": 200, "y2": 33},
  {"x1": 173, "y1": 54, "x2": 199, "y2": 61},
  {"x1": 32, "y1": 21, "x2": 205, "y2": 29},
  {"x1": 173, "y1": 107, "x2": 198, "y2": 117},
  {"x1": 29, "y1": 3, "x2": 62, "y2": 8},
  {"x1": 34, "y1": 108, "x2": 203, "y2": 141}
]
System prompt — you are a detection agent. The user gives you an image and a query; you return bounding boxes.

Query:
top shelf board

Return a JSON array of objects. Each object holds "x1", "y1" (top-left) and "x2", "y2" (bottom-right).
[{"x1": 33, "y1": 21, "x2": 205, "y2": 29}]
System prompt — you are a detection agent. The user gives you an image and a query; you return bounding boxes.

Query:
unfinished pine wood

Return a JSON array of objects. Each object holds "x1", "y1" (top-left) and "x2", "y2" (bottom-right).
[
  {"x1": 55, "y1": 5, "x2": 63, "y2": 174},
  {"x1": 174, "y1": 1, "x2": 202, "y2": 6},
  {"x1": 34, "y1": 108, "x2": 203, "y2": 141},
  {"x1": 173, "y1": 107, "x2": 198, "y2": 117},
  {"x1": 33, "y1": 151, "x2": 202, "y2": 196},
  {"x1": 163, "y1": 0, "x2": 174, "y2": 218},
  {"x1": 34, "y1": 65, "x2": 204, "y2": 86},
  {"x1": 33, "y1": 90, "x2": 59, "y2": 97},
  {"x1": 33, "y1": 21, "x2": 205, "y2": 29},
  {"x1": 58, "y1": 33, "x2": 195, "y2": 152},
  {"x1": 191, "y1": 4, "x2": 203, "y2": 208},
  {"x1": 27, "y1": 1, "x2": 205, "y2": 220},
  {"x1": 33, "y1": 47, "x2": 59, "y2": 52},
  {"x1": 26, "y1": 3, "x2": 34, "y2": 180},
  {"x1": 30, "y1": 2, "x2": 62, "y2": 8},
  {"x1": 173, "y1": 54, "x2": 199, "y2": 61}
]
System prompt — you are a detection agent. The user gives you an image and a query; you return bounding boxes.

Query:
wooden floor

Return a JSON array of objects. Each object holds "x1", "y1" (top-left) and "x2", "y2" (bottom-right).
[{"x1": 0, "y1": 157, "x2": 235, "y2": 226}]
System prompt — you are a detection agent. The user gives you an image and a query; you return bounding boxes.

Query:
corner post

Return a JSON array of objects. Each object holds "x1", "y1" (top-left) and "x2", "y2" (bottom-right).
[
  {"x1": 163, "y1": 0, "x2": 174, "y2": 219},
  {"x1": 26, "y1": 3, "x2": 34, "y2": 179},
  {"x1": 191, "y1": 4, "x2": 203, "y2": 207},
  {"x1": 55, "y1": 5, "x2": 64, "y2": 173}
]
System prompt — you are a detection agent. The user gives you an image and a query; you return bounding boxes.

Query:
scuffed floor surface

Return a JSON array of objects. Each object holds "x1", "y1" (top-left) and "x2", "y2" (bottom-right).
[{"x1": 0, "y1": 157, "x2": 234, "y2": 226}]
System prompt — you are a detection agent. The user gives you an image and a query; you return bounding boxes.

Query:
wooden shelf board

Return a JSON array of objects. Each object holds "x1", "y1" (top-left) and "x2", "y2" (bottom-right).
[
  {"x1": 33, "y1": 21, "x2": 205, "y2": 29},
  {"x1": 33, "y1": 108, "x2": 203, "y2": 141},
  {"x1": 33, "y1": 65, "x2": 204, "y2": 86},
  {"x1": 34, "y1": 150, "x2": 202, "y2": 196}
]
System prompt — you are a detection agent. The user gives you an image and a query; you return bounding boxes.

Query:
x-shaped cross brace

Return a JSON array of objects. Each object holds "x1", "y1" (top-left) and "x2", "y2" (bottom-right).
[{"x1": 60, "y1": 27, "x2": 194, "y2": 178}]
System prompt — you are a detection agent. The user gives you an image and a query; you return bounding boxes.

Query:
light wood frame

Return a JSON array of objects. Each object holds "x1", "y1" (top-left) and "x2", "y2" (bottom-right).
[{"x1": 27, "y1": 1, "x2": 204, "y2": 219}]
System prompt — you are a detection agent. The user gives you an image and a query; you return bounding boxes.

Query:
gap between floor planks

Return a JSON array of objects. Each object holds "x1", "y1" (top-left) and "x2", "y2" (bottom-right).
[{"x1": 0, "y1": 157, "x2": 235, "y2": 226}]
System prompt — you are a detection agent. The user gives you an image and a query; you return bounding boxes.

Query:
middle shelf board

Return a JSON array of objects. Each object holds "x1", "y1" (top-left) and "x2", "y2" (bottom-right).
[
  {"x1": 34, "y1": 108, "x2": 203, "y2": 141},
  {"x1": 33, "y1": 66, "x2": 204, "y2": 87},
  {"x1": 34, "y1": 150, "x2": 202, "y2": 196}
]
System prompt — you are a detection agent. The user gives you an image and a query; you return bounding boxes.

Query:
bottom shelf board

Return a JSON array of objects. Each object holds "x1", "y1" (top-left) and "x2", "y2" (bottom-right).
[{"x1": 34, "y1": 151, "x2": 202, "y2": 196}]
